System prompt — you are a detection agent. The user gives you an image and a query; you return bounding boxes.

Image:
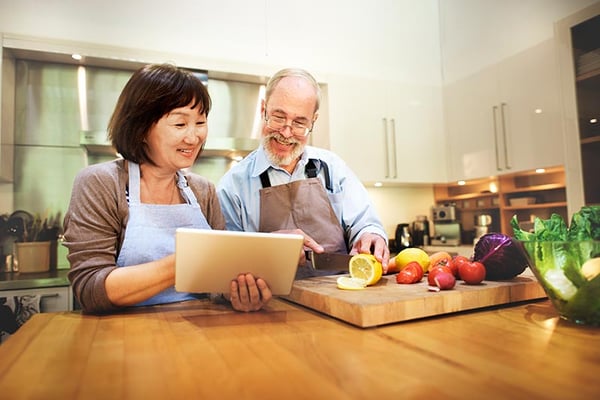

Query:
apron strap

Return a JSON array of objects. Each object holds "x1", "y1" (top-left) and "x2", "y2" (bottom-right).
[{"x1": 259, "y1": 159, "x2": 332, "y2": 191}]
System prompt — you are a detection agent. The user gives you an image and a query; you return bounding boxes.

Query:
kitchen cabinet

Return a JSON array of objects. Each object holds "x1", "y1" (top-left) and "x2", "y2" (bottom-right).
[
  {"x1": 434, "y1": 166, "x2": 567, "y2": 239},
  {"x1": 328, "y1": 77, "x2": 446, "y2": 184},
  {"x1": 556, "y1": 2, "x2": 600, "y2": 215},
  {"x1": 571, "y1": 14, "x2": 600, "y2": 206},
  {"x1": 0, "y1": 285, "x2": 73, "y2": 313},
  {"x1": 444, "y1": 39, "x2": 564, "y2": 182}
]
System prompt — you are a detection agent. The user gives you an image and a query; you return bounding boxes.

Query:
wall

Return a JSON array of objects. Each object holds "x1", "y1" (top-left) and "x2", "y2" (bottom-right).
[{"x1": 366, "y1": 186, "x2": 435, "y2": 240}]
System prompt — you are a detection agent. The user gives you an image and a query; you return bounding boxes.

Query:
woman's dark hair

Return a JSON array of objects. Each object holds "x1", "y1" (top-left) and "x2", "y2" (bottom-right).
[{"x1": 108, "y1": 63, "x2": 211, "y2": 165}]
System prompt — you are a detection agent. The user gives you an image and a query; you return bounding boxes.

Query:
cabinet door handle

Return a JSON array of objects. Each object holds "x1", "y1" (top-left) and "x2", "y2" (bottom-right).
[
  {"x1": 389, "y1": 118, "x2": 398, "y2": 179},
  {"x1": 383, "y1": 117, "x2": 390, "y2": 178},
  {"x1": 492, "y1": 106, "x2": 503, "y2": 171},
  {"x1": 500, "y1": 102, "x2": 511, "y2": 170},
  {"x1": 41, "y1": 293, "x2": 60, "y2": 299}
]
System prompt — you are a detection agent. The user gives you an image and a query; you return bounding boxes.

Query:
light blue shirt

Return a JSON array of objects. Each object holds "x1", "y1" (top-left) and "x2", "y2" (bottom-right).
[{"x1": 216, "y1": 145, "x2": 387, "y2": 248}]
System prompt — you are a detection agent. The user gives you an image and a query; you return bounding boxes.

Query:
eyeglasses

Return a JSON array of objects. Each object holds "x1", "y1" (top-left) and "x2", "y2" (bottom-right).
[{"x1": 264, "y1": 111, "x2": 313, "y2": 137}]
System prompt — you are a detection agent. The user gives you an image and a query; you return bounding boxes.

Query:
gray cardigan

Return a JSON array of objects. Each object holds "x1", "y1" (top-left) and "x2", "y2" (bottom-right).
[{"x1": 63, "y1": 159, "x2": 225, "y2": 314}]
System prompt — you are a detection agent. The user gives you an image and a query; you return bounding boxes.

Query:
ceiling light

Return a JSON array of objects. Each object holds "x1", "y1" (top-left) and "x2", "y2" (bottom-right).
[
  {"x1": 374, "y1": 182, "x2": 383, "y2": 187},
  {"x1": 535, "y1": 168, "x2": 546, "y2": 173},
  {"x1": 457, "y1": 180, "x2": 466, "y2": 186},
  {"x1": 534, "y1": 108, "x2": 543, "y2": 114},
  {"x1": 71, "y1": 53, "x2": 82, "y2": 61},
  {"x1": 590, "y1": 118, "x2": 598, "y2": 124}
]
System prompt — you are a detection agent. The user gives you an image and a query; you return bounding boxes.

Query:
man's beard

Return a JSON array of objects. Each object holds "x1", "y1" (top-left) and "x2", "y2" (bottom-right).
[{"x1": 262, "y1": 132, "x2": 305, "y2": 167}]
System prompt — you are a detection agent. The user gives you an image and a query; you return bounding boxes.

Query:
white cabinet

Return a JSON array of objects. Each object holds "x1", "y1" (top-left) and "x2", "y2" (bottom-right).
[
  {"x1": 329, "y1": 77, "x2": 446, "y2": 184},
  {"x1": 0, "y1": 285, "x2": 73, "y2": 313},
  {"x1": 328, "y1": 77, "x2": 387, "y2": 183},
  {"x1": 444, "y1": 39, "x2": 564, "y2": 181}
]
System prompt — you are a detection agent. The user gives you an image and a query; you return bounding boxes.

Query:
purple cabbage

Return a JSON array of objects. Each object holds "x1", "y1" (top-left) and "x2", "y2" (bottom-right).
[{"x1": 473, "y1": 233, "x2": 528, "y2": 280}]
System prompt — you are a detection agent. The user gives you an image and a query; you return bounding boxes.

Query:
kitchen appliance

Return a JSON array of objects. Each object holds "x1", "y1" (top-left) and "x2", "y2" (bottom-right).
[
  {"x1": 431, "y1": 204, "x2": 461, "y2": 246},
  {"x1": 432, "y1": 205, "x2": 456, "y2": 222},
  {"x1": 474, "y1": 214, "x2": 492, "y2": 243},
  {"x1": 394, "y1": 223, "x2": 412, "y2": 251},
  {"x1": 411, "y1": 215, "x2": 430, "y2": 246}
]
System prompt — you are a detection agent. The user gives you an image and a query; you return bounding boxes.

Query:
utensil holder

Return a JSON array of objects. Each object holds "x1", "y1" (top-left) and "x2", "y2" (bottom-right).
[{"x1": 13, "y1": 241, "x2": 51, "y2": 273}]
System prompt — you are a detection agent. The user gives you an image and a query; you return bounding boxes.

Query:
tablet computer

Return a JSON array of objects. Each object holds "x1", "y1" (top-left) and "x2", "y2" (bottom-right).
[{"x1": 175, "y1": 228, "x2": 304, "y2": 295}]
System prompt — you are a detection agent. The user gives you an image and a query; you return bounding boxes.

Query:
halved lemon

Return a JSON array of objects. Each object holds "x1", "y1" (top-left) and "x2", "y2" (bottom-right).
[
  {"x1": 349, "y1": 254, "x2": 383, "y2": 286},
  {"x1": 336, "y1": 276, "x2": 367, "y2": 290}
]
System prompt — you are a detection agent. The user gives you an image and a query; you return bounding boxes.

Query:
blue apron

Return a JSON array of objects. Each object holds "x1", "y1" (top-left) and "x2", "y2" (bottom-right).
[{"x1": 116, "y1": 162, "x2": 211, "y2": 306}]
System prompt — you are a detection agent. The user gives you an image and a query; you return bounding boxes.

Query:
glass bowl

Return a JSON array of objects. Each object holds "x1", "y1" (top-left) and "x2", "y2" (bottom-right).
[{"x1": 517, "y1": 240, "x2": 600, "y2": 326}]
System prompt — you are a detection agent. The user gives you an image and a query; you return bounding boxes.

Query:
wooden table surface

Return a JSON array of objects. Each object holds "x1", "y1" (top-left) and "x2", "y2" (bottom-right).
[{"x1": 0, "y1": 298, "x2": 598, "y2": 399}]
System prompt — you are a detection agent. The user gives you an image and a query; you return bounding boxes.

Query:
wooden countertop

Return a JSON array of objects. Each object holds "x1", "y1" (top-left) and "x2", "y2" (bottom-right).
[{"x1": 0, "y1": 298, "x2": 598, "y2": 399}]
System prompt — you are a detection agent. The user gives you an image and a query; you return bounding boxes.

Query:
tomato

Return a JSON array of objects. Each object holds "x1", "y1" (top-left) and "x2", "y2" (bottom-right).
[
  {"x1": 452, "y1": 256, "x2": 470, "y2": 277},
  {"x1": 396, "y1": 261, "x2": 423, "y2": 284},
  {"x1": 458, "y1": 261, "x2": 486, "y2": 285},
  {"x1": 427, "y1": 265, "x2": 453, "y2": 286}
]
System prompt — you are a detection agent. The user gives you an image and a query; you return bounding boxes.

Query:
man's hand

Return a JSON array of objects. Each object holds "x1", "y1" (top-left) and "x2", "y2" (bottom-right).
[
  {"x1": 350, "y1": 233, "x2": 390, "y2": 273},
  {"x1": 229, "y1": 273, "x2": 272, "y2": 312},
  {"x1": 273, "y1": 228, "x2": 324, "y2": 266}
]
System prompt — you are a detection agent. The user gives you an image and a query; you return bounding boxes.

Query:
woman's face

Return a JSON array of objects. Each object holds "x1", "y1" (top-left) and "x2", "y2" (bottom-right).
[{"x1": 146, "y1": 102, "x2": 208, "y2": 170}]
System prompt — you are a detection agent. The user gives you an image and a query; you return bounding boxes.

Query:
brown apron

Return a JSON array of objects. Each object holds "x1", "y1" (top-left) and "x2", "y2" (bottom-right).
[{"x1": 259, "y1": 160, "x2": 347, "y2": 278}]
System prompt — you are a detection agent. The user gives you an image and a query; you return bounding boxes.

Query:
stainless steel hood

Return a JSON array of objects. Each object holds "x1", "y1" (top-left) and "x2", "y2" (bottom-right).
[
  {"x1": 16, "y1": 57, "x2": 263, "y2": 159},
  {"x1": 78, "y1": 76, "x2": 263, "y2": 158}
]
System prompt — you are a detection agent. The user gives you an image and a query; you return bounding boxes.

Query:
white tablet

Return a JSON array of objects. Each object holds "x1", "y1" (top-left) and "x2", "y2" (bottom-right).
[{"x1": 175, "y1": 228, "x2": 304, "y2": 295}]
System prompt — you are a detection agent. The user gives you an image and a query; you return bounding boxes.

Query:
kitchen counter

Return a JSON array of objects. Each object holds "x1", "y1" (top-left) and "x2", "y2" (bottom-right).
[
  {"x1": 0, "y1": 269, "x2": 70, "y2": 291},
  {"x1": 0, "y1": 298, "x2": 598, "y2": 399}
]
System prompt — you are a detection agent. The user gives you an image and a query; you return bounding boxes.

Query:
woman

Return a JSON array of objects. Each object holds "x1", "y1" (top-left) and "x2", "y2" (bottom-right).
[{"x1": 63, "y1": 63, "x2": 271, "y2": 314}]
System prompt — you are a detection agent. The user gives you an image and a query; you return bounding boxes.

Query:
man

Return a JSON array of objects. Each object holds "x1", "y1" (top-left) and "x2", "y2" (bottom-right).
[{"x1": 217, "y1": 68, "x2": 389, "y2": 279}]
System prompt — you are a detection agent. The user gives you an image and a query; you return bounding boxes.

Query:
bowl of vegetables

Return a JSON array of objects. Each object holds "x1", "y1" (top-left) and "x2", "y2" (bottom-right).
[{"x1": 512, "y1": 206, "x2": 600, "y2": 326}]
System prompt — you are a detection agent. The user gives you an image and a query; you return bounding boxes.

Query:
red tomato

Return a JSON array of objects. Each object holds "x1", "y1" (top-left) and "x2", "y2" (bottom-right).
[
  {"x1": 396, "y1": 261, "x2": 423, "y2": 284},
  {"x1": 427, "y1": 265, "x2": 453, "y2": 286},
  {"x1": 458, "y1": 261, "x2": 486, "y2": 285},
  {"x1": 452, "y1": 256, "x2": 471, "y2": 277}
]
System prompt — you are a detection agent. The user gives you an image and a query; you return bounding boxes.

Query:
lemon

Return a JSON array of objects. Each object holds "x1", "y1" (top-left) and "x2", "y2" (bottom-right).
[
  {"x1": 336, "y1": 276, "x2": 367, "y2": 290},
  {"x1": 394, "y1": 247, "x2": 430, "y2": 273},
  {"x1": 349, "y1": 254, "x2": 383, "y2": 286}
]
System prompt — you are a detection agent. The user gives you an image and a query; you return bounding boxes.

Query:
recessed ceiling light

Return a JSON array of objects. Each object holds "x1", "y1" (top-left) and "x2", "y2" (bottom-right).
[
  {"x1": 590, "y1": 118, "x2": 598, "y2": 124},
  {"x1": 374, "y1": 182, "x2": 383, "y2": 187},
  {"x1": 72, "y1": 54, "x2": 82, "y2": 61},
  {"x1": 535, "y1": 168, "x2": 546, "y2": 173},
  {"x1": 457, "y1": 180, "x2": 466, "y2": 186}
]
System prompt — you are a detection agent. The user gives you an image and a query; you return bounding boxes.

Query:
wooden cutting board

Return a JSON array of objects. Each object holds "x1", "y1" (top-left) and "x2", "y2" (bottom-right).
[{"x1": 282, "y1": 269, "x2": 547, "y2": 328}]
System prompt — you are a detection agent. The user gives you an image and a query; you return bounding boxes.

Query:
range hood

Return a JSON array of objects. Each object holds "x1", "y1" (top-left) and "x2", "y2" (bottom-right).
[
  {"x1": 79, "y1": 70, "x2": 263, "y2": 159},
  {"x1": 11, "y1": 54, "x2": 263, "y2": 159}
]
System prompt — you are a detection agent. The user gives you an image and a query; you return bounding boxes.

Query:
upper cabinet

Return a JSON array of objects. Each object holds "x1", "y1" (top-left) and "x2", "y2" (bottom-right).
[
  {"x1": 440, "y1": 0, "x2": 598, "y2": 183},
  {"x1": 444, "y1": 40, "x2": 564, "y2": 181},
  {"x1": 328, "y1": 77, "x2": 446, "y2": 184},
  {"x1": 326, "y1": 0, "x2": 446, "y2": 185},
  {"x1": 556, "y1": 3, "x2": 600, "y2": 214}
]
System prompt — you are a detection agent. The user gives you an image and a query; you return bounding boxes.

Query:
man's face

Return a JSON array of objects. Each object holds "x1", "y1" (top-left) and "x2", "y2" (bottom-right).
[{"x1": 261, "y1": 76, "x2": 318, "y2": 169}]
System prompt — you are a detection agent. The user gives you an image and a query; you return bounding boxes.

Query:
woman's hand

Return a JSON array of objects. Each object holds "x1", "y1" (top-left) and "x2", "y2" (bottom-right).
[{"x1": 229, "y1": 273, "x2": 272, "y2": 312}]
